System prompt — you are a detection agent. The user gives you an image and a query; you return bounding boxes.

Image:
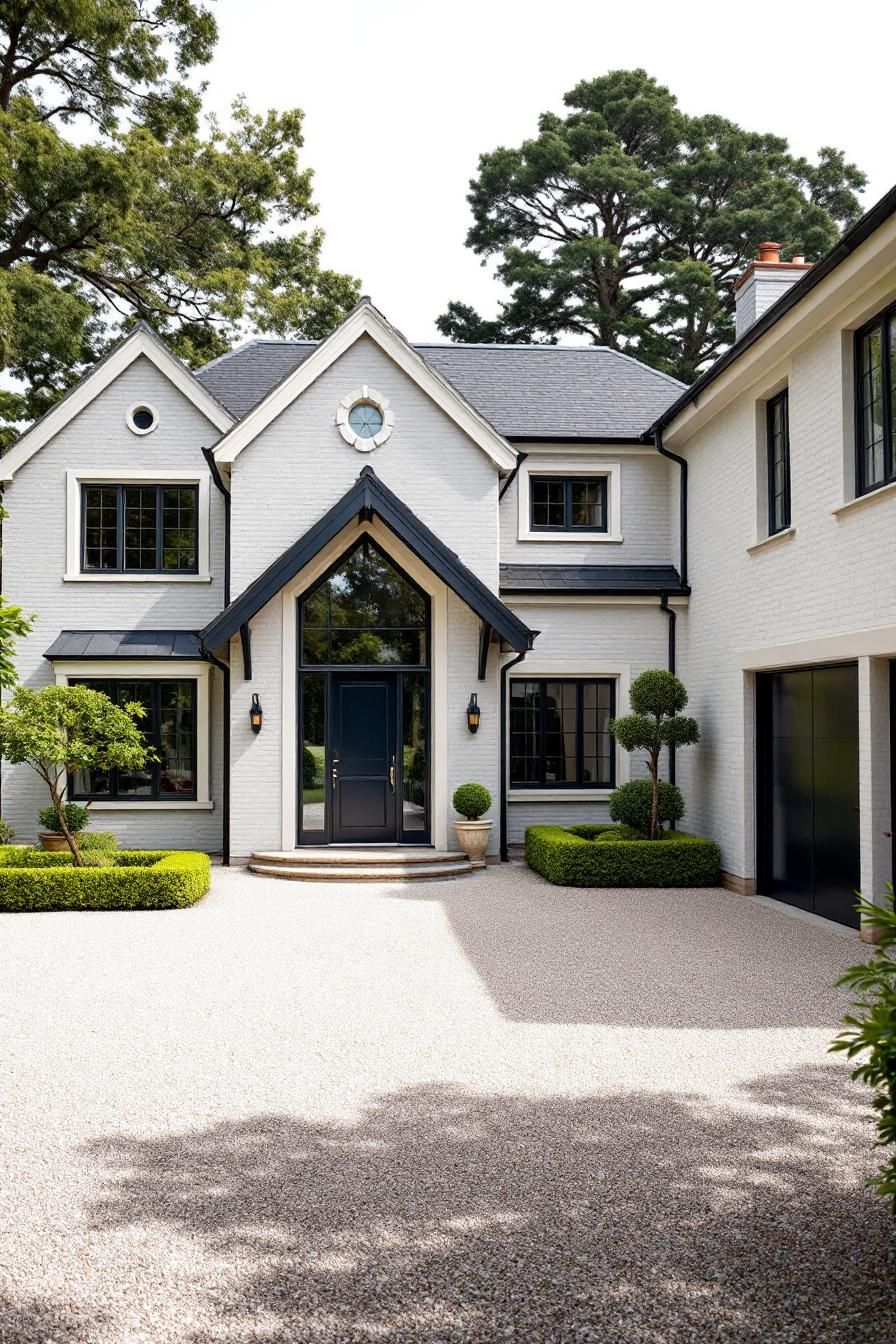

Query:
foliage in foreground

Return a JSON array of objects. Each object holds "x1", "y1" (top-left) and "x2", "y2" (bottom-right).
[
  {"x1": 437, "y1": 68, "x2": 866, "y2": 382},
  {"x1": 0, "y1": 685, "x2": 152, "y2": 863},
  {"x1": 831, "y1": 886, "x2": 896, "y2": 1208},
  {"x1": 38, "y1": 802, "x2": 91, "y2": 835},
  {"x1": 525, "y1": 824, "x2": 720, "y2": 888},
  {"x1": 610, "y1": 670, "x2": 699, "y2": 840},
  {"x1": 0, "y1": 848, "x2": 210, "y2": 910}
]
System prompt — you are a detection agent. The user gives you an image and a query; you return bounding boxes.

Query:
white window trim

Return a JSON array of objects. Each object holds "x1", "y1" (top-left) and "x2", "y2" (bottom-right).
[
  {"x1": 126, "y1": 401, "x2": 159, "y2": 436},
  {"x1": 517, "y1": 458, "x2": 622, "y2": 542},
  {"x1": 64, "y1": 470, "x2": 211, "y2": 582},
  {"x1": 53, "y1": 659, "x2": 212, "y2": 808},
  {"x1": 335, "y1": 385, "x2": 394, "y2": 451},
  {"x1": 504, "y1": 660, "x2": 631, "y2": 798}
]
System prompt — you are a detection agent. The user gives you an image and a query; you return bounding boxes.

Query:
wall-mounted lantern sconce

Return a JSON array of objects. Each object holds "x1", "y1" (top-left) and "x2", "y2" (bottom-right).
[
  {"x1": 249, "y1": 693, "x2": 263, "y2": 734},
  {"x1": 466, "y1": 693, "x2": 481, "y2": 734}
]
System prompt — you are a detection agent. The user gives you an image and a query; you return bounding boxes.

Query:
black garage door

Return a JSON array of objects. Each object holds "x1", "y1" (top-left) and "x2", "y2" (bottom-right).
[{"x1": 757, "y1": 664, "x2": 860, "y2": 928}]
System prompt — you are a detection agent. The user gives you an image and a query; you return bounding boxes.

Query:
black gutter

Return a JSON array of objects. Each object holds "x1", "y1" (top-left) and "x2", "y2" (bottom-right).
[
  {"x1": 499, "y1": 648, "x2": 529, "y2": 861},
  {"x1": 647, "y1": 182, "x2": 896, "y2": 434},
  {"x1": 202, "y1": 447, "x2": 231, "y2": 606},
  {"x1": 498, "y1": 451, "x2": 527, "y2": 502},
  {"x1": 654, "y1": 425, "x2": 687, "y2": 589},
  {"x1": 201, "y1": 644, "x2": 230, "y2": 867}
]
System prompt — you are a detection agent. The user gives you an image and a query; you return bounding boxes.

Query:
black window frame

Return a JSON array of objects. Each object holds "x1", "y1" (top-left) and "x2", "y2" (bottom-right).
[
  {"x1": 854, "y1": 300, "x2": 896, "y2": 496},
  {"x1": 80, "y1": 483, "x2": 200, "y2": 574},
  {"x1": 766, "y1": 389, "x2": 791, "y2": 535},
  {"x1": 68, "y1": 677, "x2": 198, "y2": 801},
  {"x1": 529, "y1": 476, "x2": 609, "y2": 533},
  {"x1": 509, "y1": 677, "x2": 616, "y2": 790}
]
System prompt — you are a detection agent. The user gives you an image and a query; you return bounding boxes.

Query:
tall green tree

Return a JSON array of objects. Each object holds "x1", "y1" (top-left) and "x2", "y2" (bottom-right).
[
  {"x1": 437, "y1": 70, "x2": 866, "y2": 382},
  {"x1": 0, "y1": 1, "x2": 359, "y2": 448}
]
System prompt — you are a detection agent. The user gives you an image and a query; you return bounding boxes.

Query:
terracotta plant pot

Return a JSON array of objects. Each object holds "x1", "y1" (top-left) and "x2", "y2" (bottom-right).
[
  {"x1": 454, "y1": 819, "x2": 492, "y2": 867},
  {"x1": 39, "y1": 832, "x2": 75, "y2": 853}
]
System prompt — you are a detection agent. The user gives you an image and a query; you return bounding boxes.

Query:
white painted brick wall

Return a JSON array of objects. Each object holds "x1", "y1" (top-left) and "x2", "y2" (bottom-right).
[{"x1": 2, "y1": 356, "x2": 226, "y2": 848}]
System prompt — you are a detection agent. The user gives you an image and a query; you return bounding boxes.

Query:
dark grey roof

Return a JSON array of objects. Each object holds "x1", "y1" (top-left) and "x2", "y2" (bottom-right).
[
  {"x1": 195, "y1": 340, "x2": 685, "y2": 440},
  {"x1": 499, "y1": 564, "x2": 687, "y2": 595},
  {"x1": 44, "y1": 630, "x2": 204, "y2": 660}
]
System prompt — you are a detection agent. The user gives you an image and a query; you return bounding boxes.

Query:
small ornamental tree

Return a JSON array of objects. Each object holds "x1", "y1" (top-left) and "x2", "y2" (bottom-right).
[
  {"x1": 610, "y1": 670, "x2": 699, "y2": 840},
  {"x1": 0, "y1": 685, "x2": 153, "y2": 863}
]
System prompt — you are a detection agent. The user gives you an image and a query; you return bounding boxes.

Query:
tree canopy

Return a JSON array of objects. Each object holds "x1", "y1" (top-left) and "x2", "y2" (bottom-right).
[
  {"x1": 437, "y1": 69, "x2": 866, "y2": 382},
  {"x1": 0, "y1": 1, "x2": 360, "y2": 448}
]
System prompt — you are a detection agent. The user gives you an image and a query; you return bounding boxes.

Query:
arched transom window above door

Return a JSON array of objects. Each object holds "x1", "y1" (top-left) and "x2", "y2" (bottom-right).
[{"x1": 300, "y1": 538, "x2": 429, "y2": 666}]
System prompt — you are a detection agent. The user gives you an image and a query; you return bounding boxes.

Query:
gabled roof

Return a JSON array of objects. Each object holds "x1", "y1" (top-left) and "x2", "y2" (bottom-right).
[
  {"x1": 0, "y1": 323, "x2": 234, "y2": 482},
  {"x1": 197, "y1": 334, "x2": 685, "y2": 441},
  {"x1": 499, "y1": 564, "x2": 688, "y2": 596},
  {"x1": 45, "y1": 630, "x2": 204, "y2": 661},
  {"x1": 209, "y1": 300, "x2": 518, "y2": 470},
  {"x1": 200, "y1": 465, "x2": 536, "y2": 653}
]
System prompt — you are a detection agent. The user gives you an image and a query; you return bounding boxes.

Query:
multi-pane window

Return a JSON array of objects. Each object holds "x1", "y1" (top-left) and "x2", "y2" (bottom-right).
[
  {"x1": 530, "y1": 477, "x2": 608, "y2": 532},
  {"x1": 509, "y1": 678, "x2": 615, "y2": 788},
  {"x1": 855, "y1": 302, "x2": 896, "y2": 494},
  {"x1": 301, "y1": 538, "x2": 428, "y2": 666},
  {"x1": 766, "y1": 390, "x2": 791, "y2": 535},
  {"x1": 81, "y1": 484, "x2": 198, "y2": 573},
  {"x1": 69, "y1": 679, "x2": 196, "y2": 800}
]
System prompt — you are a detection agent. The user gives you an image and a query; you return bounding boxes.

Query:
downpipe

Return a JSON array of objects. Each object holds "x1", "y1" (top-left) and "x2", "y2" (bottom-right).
[{"x1": 499, "y1": 648, "x2": 529, "y2": 861}]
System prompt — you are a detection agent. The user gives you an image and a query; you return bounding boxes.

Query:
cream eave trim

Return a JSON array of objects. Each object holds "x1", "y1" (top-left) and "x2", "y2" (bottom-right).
[
  {"x1": 211, "y1": 302, "x2": 517, "y2": 471},
  {"x1": 0, "y1": 326, "x2": 233, "y2": 482},
  {"x1": 663, "y1": 213, "x2": 896, "y2": 448}
]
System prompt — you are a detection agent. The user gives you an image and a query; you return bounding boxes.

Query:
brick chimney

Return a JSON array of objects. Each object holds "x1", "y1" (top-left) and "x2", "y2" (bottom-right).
[{"x1": 733, "y1": 243, "x2": 813, "y2": 339}]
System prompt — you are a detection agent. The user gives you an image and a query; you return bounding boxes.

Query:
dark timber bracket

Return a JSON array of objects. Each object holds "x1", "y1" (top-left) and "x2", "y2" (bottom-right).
[
  {"x1": 239, "y1": 623, "x2": 252, "y2": 680},
  {"x1": 478, "y1": 622, "x2": 492, "y2": 680}
]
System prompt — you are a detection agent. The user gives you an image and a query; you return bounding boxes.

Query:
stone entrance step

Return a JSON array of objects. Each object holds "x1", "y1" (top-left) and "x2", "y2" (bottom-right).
[{"x1": 248, "y1": 848, "x2": 473, "y2": 882}]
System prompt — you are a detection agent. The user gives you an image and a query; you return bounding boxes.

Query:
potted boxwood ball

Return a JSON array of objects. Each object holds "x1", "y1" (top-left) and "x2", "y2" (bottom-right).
[
  {"x1": 38, "y1": 802, "x2": 91, "y2": 853},
  {"x1": 452, "y1": 783, "x2": 492, "y2": 866}
]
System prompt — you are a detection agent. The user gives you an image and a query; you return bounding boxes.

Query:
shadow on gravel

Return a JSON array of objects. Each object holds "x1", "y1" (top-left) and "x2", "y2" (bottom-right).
[
  {"x1": 0, "y1": 1293, "x2": 99, "y2": 1344},
  {"x1": 390, "y1": 878, "x2": 858, "y2": 1028},
  {"x1": 85, "y1": 1063, "x2": 895, "y2": 1344}
]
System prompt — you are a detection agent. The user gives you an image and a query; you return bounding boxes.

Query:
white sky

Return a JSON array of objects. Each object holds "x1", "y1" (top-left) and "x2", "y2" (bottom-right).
[{"x1": 205, "y1": 0, "x2": 893, "y2": 342}]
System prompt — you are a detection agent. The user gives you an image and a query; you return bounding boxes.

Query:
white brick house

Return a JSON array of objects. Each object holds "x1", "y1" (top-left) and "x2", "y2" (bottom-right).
[{"x1": 2, "y1": 182, "x2": 895, "y2": 930}]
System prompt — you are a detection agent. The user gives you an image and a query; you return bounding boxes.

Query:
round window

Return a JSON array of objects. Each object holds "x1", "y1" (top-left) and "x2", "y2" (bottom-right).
[
  {"x1": 347, "y1": 402, "x2": 384, "y2": 439},
  {"x1": 128, "y1": 404, "x2": 157, "y2": 435}
]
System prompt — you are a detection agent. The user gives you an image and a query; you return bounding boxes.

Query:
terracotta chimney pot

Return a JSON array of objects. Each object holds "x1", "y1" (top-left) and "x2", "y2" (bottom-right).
[
  {"x1": 757, "y1": 241, "x2": 782, "y2": 264},
  {"x1": 791, "y1": 253, "x2": 805, "y2": 264}
]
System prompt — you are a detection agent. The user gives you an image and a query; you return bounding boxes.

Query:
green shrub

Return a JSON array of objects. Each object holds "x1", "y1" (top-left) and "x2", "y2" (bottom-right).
[
  {"x1": 525, "y1": 824, "x2": 721, "y2": 888},
  {"x1": 78, "y1": 830, "x2": 118, "y2": 851},
  {"x1": 831, "y1": 885, "x2": 896, "y2": 1209},
  {"x1": 303, "y1": 745, "x2": 317, "y2": 789},
  {"x1": 38, "y1": 802, "x2": 90, "y2": 834},
  {"x1": 609, "y1": 779, "x2": 685, "y2": 835},
  {"x1": 0, "y1": 850, "x2": 211, "y2": 911},
  {"x1": 0, "y1": 819, "x2": 14, "y2": 843},
  {"x1": 453, "y1": 782, "x2": 492, "y2": 820}
]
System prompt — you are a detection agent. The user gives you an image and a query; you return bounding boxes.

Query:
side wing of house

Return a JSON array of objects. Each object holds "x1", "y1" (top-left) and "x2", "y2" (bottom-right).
[{"x1": 1, "y1": 328, "x2": 231, "y2": 849}]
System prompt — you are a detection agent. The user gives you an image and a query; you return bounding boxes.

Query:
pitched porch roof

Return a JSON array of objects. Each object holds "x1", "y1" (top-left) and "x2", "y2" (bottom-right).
[{"x1": 199, "y1": 466, "x2": 537, "y2": 654}]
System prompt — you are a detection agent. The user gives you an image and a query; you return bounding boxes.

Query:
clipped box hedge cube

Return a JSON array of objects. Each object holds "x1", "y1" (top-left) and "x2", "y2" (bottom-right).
[
  {"x1": 525, "y1": 825, "x2": 721, "y2": 888},
  {"x1": 0, "y1": 848, "x2": 211, "y2": 912}
]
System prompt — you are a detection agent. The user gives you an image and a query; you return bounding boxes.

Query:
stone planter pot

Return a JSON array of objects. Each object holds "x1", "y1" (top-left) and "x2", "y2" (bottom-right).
[
  {"x1": 39, "y1": 832, "x2": 74, "y2": 853},
  {"x1": 454, "y1": 819, "x2": 492, "y2": 867}
]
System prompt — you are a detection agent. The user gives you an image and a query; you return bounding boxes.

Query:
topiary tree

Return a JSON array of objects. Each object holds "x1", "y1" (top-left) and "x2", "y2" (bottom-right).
[
  {"x1": 610, "y1": 670, "x2": 699, "y2": 840},
  {"x1": 453, "y1": 783, "x2": 492, "y2": 820},
  {"x1": 609, "y1": 779, "x2": 684, "y2": 837},
  {"x1": 0, "y1": 685, "x2": 154, "y2": 863}
]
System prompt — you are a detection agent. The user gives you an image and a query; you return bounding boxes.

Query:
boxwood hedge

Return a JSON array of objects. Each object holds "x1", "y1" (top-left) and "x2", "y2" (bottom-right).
[
  {"x1": 525, "y1": 824, "x2": 721, "y2": 888},
  {"x1": 0, "y1": 848, "x2": 211, "y2": 911}
]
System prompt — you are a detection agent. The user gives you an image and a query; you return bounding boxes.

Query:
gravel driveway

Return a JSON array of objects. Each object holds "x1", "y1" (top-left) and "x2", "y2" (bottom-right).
[{"x1": 0, "y1": 864, "x2": 893, "y2": 1344}]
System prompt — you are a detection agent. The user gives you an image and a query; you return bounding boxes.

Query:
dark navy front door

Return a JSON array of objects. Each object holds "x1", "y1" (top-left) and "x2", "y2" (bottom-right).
[{"x1": 331, "y1": 674, "x2": 398, "y2": 843}]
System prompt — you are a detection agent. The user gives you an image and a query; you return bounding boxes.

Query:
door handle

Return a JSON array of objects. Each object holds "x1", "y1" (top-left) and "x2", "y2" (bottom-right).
[
  {"x1": 389, "y1": 756, "x2": 395, "y2": 792},
  {"x1": 332, "y1": 759, "x2": 339, "y2": 792}
]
